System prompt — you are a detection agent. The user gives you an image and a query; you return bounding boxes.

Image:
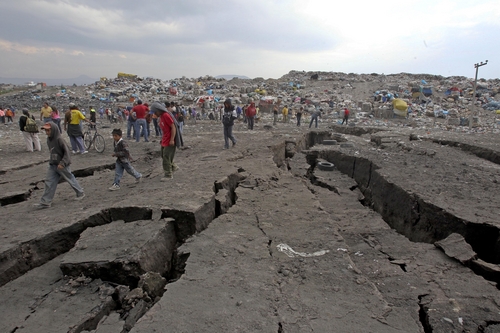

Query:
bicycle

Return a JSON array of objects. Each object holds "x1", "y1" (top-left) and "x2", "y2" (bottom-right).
[{"x1": 83, "y1": 123, "x2": 106, "y2": 153}]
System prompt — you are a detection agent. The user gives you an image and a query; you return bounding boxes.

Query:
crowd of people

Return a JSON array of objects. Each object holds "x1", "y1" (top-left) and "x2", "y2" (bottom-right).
[
  {"x1": 25, "y1": 100, "x2": 182, "y2": 208},
  {"x1": 3, "y1": 97, "x2": 351, "y2": 208}
]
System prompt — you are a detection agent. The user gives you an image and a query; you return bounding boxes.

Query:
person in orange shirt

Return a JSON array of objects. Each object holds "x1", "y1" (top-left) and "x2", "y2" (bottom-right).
[{"x1": 5, "y1": 108, "x2": 14, "y2": 124}]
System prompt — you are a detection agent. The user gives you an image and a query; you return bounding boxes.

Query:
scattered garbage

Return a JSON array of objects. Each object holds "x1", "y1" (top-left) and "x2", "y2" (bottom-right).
[
  {"x1": 276, "y1": 243, "x2": 330, "y2": 258},
  {"x1": 1, "y1": 70, "x2": 499, "y2": 134}
]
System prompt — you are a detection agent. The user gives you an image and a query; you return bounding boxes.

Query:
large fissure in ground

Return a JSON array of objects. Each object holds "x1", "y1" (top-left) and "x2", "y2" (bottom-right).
[
  {"x1": 1, "y1": 171, "x2": 244, "y2": 333},
  {"x1": 283, "y1": 131, "x2": 500, "y2": 286}
]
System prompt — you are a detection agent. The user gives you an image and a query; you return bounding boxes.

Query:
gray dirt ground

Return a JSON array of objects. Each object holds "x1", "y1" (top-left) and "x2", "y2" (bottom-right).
[{"x1": 1, "y1": 103, "x2": 500, "y2": 332}]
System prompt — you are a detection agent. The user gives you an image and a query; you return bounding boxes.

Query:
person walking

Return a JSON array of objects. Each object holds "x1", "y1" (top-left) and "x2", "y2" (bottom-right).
[
  {"x1": 246, "y1": 100, "x2": 257, "y2": 130},
  {"x1": 309, "y1": 107, "x2": 322, "y2": 128},
  {"x1": 296, "y1": 106, "x2": 303, "y2": 126},
  {"x1": 282, "y1": 105, "x2": 288, "y2": 123},
  {"x1": 51, "y1": 106, "x2": 62, "y2": 132},
  {"x1": 126, "y1": 106, "x2": 136, "y2": 139},
  {"x1": 273, "y1": 104, "x2": 279, "y2": 125},
  {"x1": 34, "y1": 122, "x2": 85, "y2": 208},
  {"x1": 64, "y1": 103, "x2": 90, "y2": 154},
  {"x1": 108, "y1": 128, "x2": 142, "y2": 191},
  {"x1": 40, "y1": 102, "x2": 53, "y2": 124},
  {"x1": 152, "y1": 112, "x2": 161, "y2": 137},
  {"x1": 19, "y1": 109, "x2": 41, "y2": 152},
  {"x1": 341, "y1": 107, "x2": 350, "y2": 125},
  {"x1": 176, "y1": 107, "x2": 184, "y2": 134},
  {"x1": 89, "y1": 106, "x2": 97, "y2": 127},
  {"x1": 222, "y1": 99, "x2": 237, "y2": 149},
  {"x1": 5, "y1": 108, "x2": 14, "y2": 124},
  {"x1": 132, "y1": 100, "x2": 149, "y2": 142},
  {"x1": 151, "y1": 101, "x2": 178, "y2": 181}
]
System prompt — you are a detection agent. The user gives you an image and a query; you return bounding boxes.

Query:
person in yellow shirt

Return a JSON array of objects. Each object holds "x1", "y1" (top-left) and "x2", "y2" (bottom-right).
[
  {"x1": 282, "y1": 105, "x2": 288, "y2": 123},
  {"x1": 40, "y1": 102, "x2": 53, "y2": 123},
  {"x1": 64, "y1": 103, "x2": 91, "y2": 154}
]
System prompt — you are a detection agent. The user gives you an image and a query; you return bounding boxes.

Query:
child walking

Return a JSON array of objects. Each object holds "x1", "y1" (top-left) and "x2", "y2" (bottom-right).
[{"x1": 109, "y1": 128, "x2": 142, "y2": 191}]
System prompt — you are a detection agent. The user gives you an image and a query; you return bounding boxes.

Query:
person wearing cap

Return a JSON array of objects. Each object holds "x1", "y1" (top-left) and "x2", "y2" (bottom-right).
[
  {"x1": 132, "y1": 99, "x2": 149, "y2": 142},
  {"x1": 64, "y1": 103, "x2": 90, "y2": 154},
  {"x1": 108, "y1": 128, "x2": 142, "y2": 191},
  {"x1": 19, "y1": 109, "x2": 41, "y2": 152},
  {"x1": 151, "y1": 101, "x2": 178, "y2": 181},
  {"x1": 34, "y1": 122, "x2": 85, "y2": 208}
]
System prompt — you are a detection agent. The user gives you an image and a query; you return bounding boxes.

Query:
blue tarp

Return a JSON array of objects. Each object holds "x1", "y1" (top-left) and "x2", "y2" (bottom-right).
[
  {"x1": 483, "y1": 101, "x2": 500, "y2": 111},
  {"x1": 422, "y1": 88, "x2": 433, "y2": 96}
]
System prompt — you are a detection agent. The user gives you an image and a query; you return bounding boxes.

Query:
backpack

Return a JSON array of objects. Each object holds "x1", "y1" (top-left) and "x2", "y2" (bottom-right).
[
  {"x1": 166, "y1": 111, "x2": 183, "y2": 148},
  {"x1": 24, "y1": 116, "x2": 39, "y2": 133}
]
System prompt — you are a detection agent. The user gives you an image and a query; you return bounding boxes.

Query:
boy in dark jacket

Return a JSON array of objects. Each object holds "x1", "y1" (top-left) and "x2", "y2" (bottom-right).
[
  {"x1": 35, "y1": 122, "x2": 85, "y2": 208},
  {"x1": 109, "y1": 128, "x2": 142, "y2": 191}
]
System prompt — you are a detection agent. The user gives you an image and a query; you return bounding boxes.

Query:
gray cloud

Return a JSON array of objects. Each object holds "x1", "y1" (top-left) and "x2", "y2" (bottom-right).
[{"x1": 0, "y1": 0, "x2": 498, "y2": 80}]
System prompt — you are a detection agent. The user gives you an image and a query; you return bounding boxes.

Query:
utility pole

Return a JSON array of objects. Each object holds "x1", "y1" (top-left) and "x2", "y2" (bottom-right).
[{"x1": 469, "y1": 60, "x2": 488, "y2": 128}]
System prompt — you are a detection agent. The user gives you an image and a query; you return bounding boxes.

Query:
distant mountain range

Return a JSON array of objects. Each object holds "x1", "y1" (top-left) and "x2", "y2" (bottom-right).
[
  {"x1": 215, "y1": 75, "x2": 251, "y2": 80},
  {"x1": 0, "y1": 75, "x2": 98, "y2": 86}
]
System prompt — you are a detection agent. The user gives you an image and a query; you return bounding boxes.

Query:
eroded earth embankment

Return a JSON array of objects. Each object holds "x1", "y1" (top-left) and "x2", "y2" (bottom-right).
[{"x1": 1, "y1": 123, "x2": 500, "y2": 333}]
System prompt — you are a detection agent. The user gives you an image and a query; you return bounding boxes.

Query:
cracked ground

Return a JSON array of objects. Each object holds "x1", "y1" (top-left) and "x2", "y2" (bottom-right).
[{"x1": 1, "y1": 119, "x2": 500, "y2": 333}]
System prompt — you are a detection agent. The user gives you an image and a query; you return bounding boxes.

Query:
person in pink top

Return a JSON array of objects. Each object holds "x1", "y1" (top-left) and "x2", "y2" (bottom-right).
[{"x1": 51, "y1": 106, "x2": 62, "y2": 132}]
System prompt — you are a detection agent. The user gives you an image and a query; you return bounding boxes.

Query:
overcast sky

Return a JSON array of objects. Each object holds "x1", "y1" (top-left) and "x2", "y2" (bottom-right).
[{"x1": 1, "y1": 0, "x2": 499, "y2": 81}]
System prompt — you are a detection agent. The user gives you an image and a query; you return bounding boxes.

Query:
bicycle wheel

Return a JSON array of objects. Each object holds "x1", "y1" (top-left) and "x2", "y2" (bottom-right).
[
  {"x1": 84, "y1": 132, "x2": 92, "y2": 149},
  {"x1": 94, "y1": 134, "x2": 106, "y2": 153}
]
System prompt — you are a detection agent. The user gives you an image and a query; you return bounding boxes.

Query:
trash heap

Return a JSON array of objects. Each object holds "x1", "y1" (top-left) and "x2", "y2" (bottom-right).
[{"x1": 0, "y1": 71, "x2": 499, "y2": 133}]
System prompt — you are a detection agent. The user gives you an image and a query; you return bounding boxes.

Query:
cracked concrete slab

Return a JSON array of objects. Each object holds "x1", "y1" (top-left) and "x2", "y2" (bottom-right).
[
  {"x1": 60, "y1": 219, "x2": 177, "y2": 286},
  {"x1": 2, "y1": 120, "x2": 500, "y2": 332}
]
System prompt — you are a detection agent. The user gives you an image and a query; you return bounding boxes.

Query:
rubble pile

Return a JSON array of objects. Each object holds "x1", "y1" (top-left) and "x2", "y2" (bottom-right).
[{"x1": 1, "y1": 71, "x2": 499, "y2": 133}]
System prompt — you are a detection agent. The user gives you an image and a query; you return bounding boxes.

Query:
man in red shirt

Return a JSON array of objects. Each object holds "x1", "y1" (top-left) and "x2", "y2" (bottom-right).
[
  {"x1": 342, "y1": 108, "x2": 350, "y2": 125},
  {"x1": 151, "y1": 101, "x2": 177, "y2": 181},
  {"x1": 132, "y1": 100, "x2": 149, "y2": 142},
  {"x1": 245, "y1": 99, "x2": 257, "y2": 130}
]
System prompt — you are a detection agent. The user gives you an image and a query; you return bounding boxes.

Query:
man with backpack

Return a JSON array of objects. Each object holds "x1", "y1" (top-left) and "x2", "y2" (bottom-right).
[
  {"x1": 19, "y1": 109, "x2": 41, "y2": 152},
  {"x1": 222, "y1": 99, "x2": 237, "y2": 149}
]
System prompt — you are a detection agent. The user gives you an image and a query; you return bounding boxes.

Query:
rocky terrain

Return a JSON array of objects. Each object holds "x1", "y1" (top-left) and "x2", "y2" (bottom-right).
[{"x1": 1, "y1": 71, "x2": 500, "y2": 333}]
